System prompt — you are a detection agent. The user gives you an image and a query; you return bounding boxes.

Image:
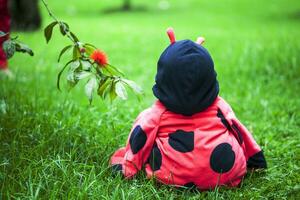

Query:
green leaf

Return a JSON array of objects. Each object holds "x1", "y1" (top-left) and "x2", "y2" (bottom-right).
[
  {"x1": 70, "y1": 32, "x2": 79, "y2": 42},
  {"x1": 75, "y1": 71, "x2": 92, "y2": 80},
  {"x1": 97, "y1": 78, "x2": 111, "y2": 98},
  {"x1": 81, "y1": 60, "x2": 92, "y2": 70},
  {"x1": 85, "y1": 77, "x2": 97, "y2": 104},
  {"x1": 65, "y1": 60, "x2": 82, "y2": 90},
  {"x1": 72, "y1": 46, "x2": 81, "y2": 59},
  {"x1": 115, "y1": 81, "x2": 128, "y2": 100},
  {"x1": 15, "y1": 42, "x2": 34, "y2": 56},
  {"x1": 84, "y1": 43, "x2": 97, "y2": 49},
  {"x1": 59, "y1": 22, "x2": 69, "y2": 36},
  {"x1": 109, "y1": 81, "x2": 117, "y2": 101},
  {"x1": 3, "y1": 40, "x2": 16, "y2": 59},
  {"x1": 44, "y1": 21, "x2": 58, "y2": 43},
  {"x1": 122, "y1": 79, "x2": 143, "y2": 94},
  {"x1": 67, "y1": 80, "x2": 78, "y2": 90},
  {"x1": 57, "y1": 45, "x2": 72, "y2": 62},
  {"x1": 57, "y1": 59, "x2": 76, "y2": 91},
  {"x1": 105, "y1": 64, "x2": 124, "y2": 76},
  {"x1": 83, "y1": 43, "x2": 96, "y2": 56},
  {"x1": 10, "y1": 36, "x2": 18, "y2": 40},
  {"x1": 66, "y1": 71, "x2": 77, "y2": 84},
  {"x1": 66, "y1": 72, "x2": 79, "y2": 91},
  {"x1": 0, "y1": 31, "x2": 8, "y2": 37},
  {"x1": 69, "y1": 60, "x2": 81, "y2": 71}
]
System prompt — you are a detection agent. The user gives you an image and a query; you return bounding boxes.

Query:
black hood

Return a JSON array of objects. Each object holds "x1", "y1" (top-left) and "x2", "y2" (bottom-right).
[{"x1": 152, "y1": 40, "x2": 219, "y2": 116}]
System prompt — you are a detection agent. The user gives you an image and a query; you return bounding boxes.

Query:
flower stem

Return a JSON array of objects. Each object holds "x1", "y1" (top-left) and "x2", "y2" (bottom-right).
[
  {"x1": 41, "y1": 0, "x2": 58, "y2": 22},
  {"x1": 41, "y1": 0, "x2": 77, "y2": 44}
]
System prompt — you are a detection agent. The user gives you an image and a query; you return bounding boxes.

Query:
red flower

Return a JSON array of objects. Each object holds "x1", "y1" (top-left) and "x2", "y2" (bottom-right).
[{"x1": 90, "y1": 49, "x2": 108, "y2": 66}]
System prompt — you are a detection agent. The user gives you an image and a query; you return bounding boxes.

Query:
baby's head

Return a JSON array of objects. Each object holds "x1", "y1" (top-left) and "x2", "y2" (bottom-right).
[{"x1": 153, "y1": 28, "x2": 219, "y2": 116}]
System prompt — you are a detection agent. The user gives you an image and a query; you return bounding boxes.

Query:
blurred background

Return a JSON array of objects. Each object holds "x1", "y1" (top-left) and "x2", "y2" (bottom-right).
[{"x1": 5, "y1": 0, "x2": 300, "y2": 106}]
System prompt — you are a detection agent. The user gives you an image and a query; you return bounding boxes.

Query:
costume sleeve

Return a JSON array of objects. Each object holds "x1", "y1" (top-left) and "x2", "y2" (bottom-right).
[
  {"x1": 218, "y1": 97, "x2": 267, "y2": 169},
  {"x1": 230, "y1": 117, "x2": 267, "y2": 169},
  {"x1": 110, "y1": 102, "x2": 165, "y2": 178}
]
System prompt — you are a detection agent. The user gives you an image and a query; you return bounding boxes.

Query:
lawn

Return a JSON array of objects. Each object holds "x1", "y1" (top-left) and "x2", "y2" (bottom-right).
[{"x1": 1, "y1": 0, "x2": 300, "y2": 199}]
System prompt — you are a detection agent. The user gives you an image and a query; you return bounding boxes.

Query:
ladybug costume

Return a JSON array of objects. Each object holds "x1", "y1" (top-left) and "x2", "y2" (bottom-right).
[{"x1": 110, "y1": 28, "x2": 267, "y2": 189}]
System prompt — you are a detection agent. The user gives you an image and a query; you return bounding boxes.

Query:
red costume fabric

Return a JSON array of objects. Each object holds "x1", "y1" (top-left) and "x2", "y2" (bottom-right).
[
  {"x1": 111, "y1": 97, "x2": 266, "y2": 189},
  {"x1": 0, "y1": 0, "x2": 10, "y2": 69},
  {"x1": 111, "y1": 30, "x2": 266, "y2": 189}
]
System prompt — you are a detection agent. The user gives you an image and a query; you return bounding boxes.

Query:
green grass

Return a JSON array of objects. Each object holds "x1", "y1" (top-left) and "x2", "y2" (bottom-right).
[{"x1": 1, "y1": 0, "x2": 300, "y2": 199}]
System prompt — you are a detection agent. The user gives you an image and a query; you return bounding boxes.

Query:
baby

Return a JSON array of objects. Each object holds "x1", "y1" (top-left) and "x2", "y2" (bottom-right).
[{"x1": 110, "y1": 28, "x2": 267, "y2": 190}]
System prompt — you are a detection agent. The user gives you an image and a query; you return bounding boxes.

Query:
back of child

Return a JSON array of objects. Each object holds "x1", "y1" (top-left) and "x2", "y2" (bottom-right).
[{"x1": 110, "y1": 28, "x2": 267, "y2": 190}]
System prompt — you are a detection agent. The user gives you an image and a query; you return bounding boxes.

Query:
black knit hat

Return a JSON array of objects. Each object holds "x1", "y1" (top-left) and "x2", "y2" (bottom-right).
[{"x1": 152, "y1": 31, "x2": 219, "y2": 116}]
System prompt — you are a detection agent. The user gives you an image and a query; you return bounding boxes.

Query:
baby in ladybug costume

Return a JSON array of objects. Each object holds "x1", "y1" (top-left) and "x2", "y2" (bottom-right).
[{"x1": 110, "y1": 28, "x2": 267, "y2": 189}]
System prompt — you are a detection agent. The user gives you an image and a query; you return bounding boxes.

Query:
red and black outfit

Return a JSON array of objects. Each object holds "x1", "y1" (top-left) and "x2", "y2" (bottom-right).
[
  {"x1": 0, "y1": 0, "x2": 10, "y2": 70},
  {"x1": 111, "y1": 39, "x2": 267, "y2": 189}
]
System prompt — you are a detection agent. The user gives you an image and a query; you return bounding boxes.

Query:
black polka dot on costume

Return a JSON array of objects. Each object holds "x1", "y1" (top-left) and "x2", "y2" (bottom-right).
[
  {"x1": 111, "y1": 164, "x2": 123, "y2": 177},
  {"x1": 168, "y1": 130, "x2": 194, "y2": 153},
  {"x1": 129, "y1": 125, "x2": 147, "y2": 154},
  {"x1": 184, "y1": 182, "x2": 197, "y2": 189},
  {"x1": 210, "y1": 143, "x2": 235, "y2": 173},
  {"x1": 148, "y1": 143, "x2": 162, "y2": 171},
  {"x1": 217, "y1": 109, "x2": 231, "y2": 130},
  {"x1": 232, "y1": 123, "x2": 244, "y2": 145},
  {"x1": 111, "y1": 164, "x2": 122, "y2": 172}
]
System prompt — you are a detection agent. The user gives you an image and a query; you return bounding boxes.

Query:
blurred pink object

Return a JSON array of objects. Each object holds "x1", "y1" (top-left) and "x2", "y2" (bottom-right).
[{"x1": 0, "y1": 0, "x2": 10, "y2": 70}]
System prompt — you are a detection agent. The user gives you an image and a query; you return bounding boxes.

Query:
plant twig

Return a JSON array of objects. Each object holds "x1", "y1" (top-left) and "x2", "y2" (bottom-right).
[
  {"x1": 41, "y1": 0, "x2": 58, "y2": 22},
  {"x1": 41, "y1": 0, "x2": 76, "y2": 44}
]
